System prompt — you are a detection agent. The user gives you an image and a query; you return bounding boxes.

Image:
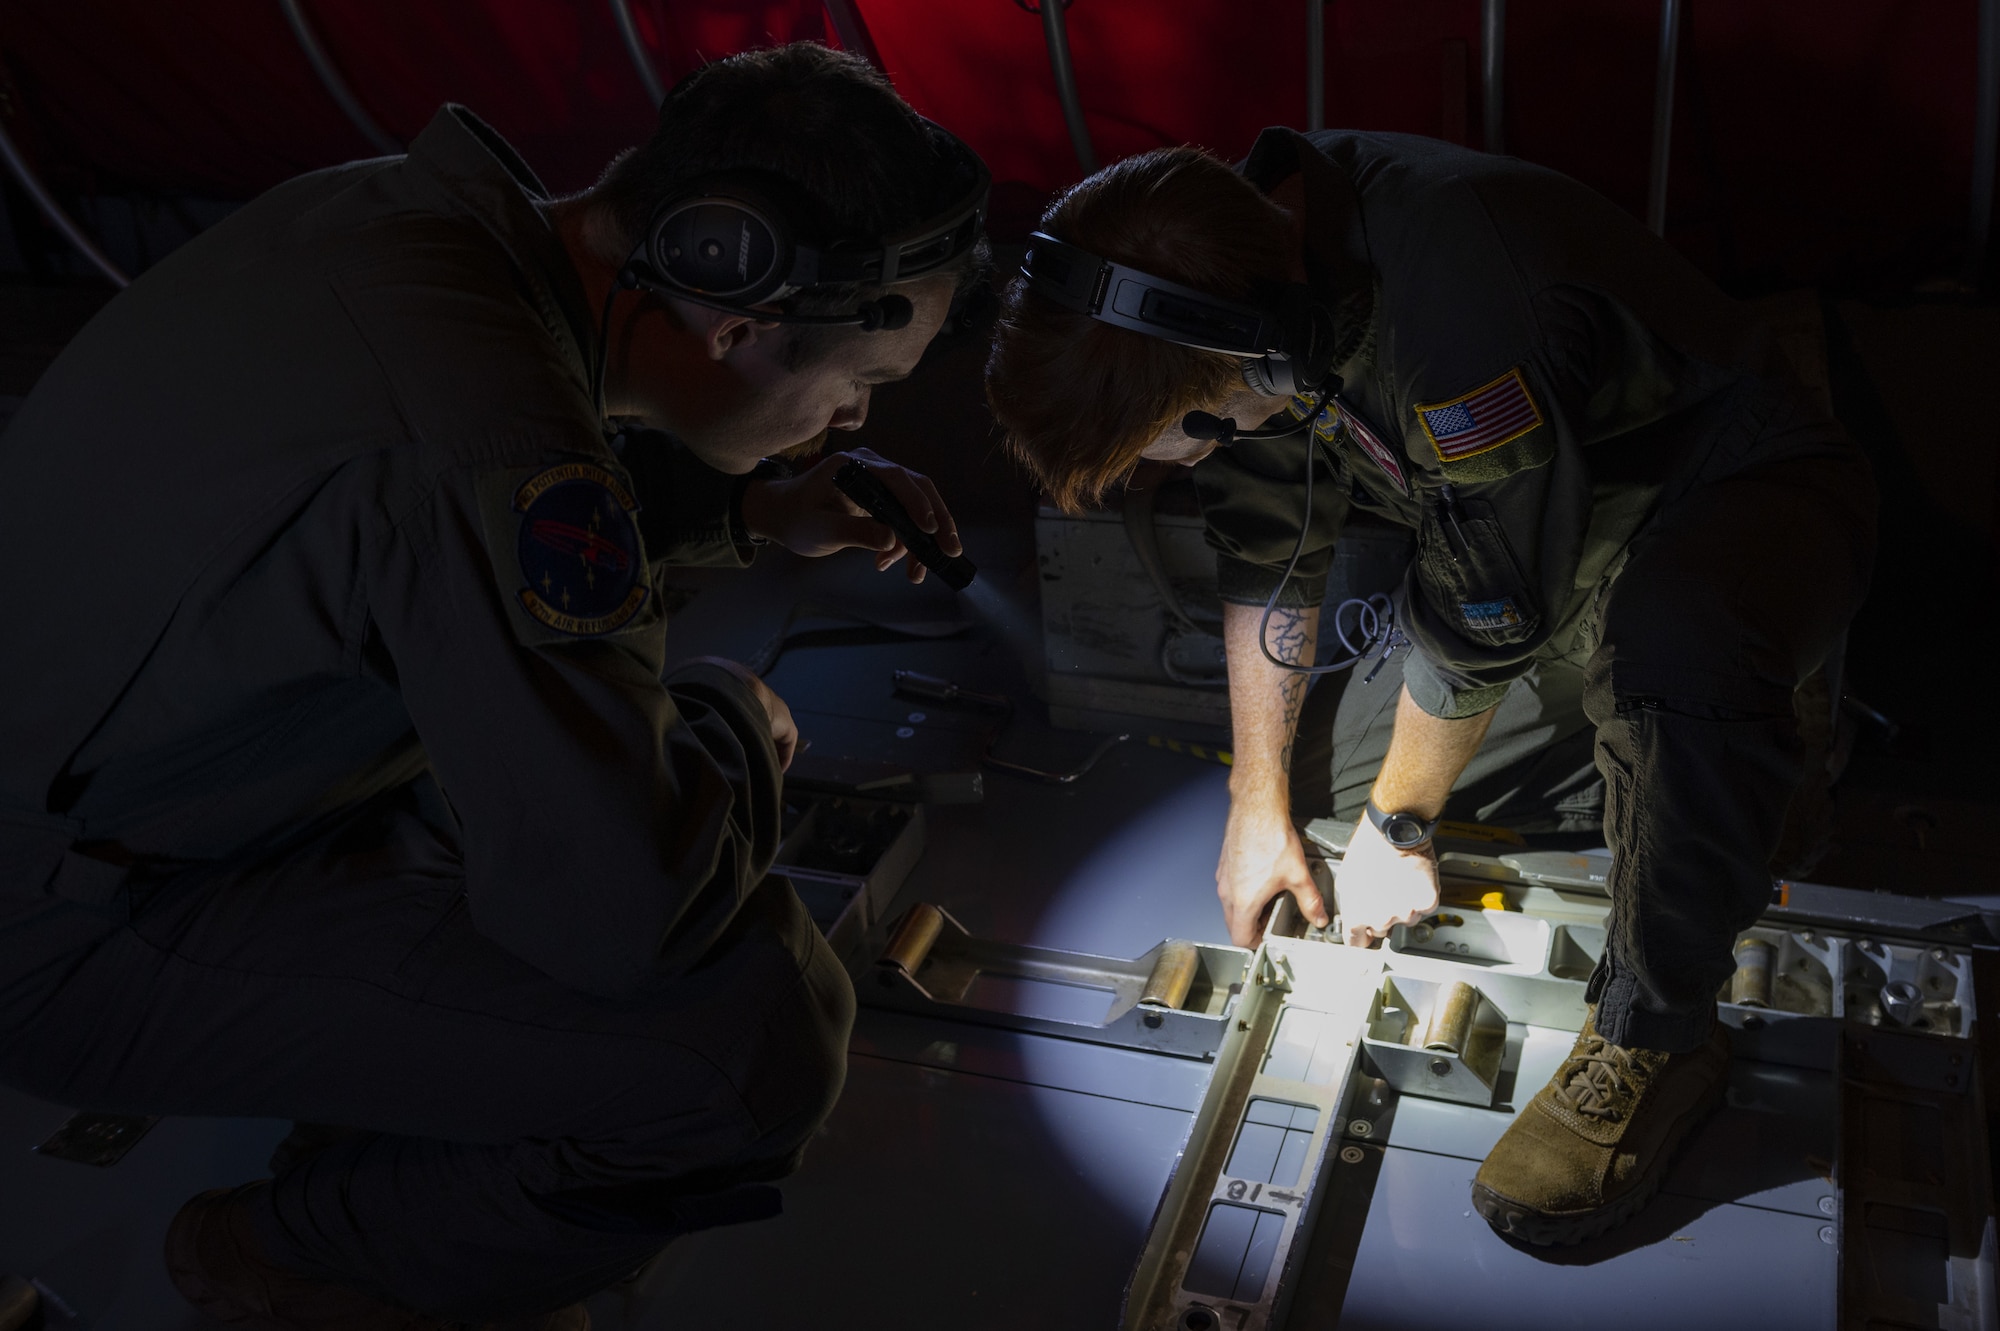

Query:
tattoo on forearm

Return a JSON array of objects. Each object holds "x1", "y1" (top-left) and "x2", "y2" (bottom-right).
[{"x1": 1269, "y1": 608, "x2": 1312, "y2": 772}]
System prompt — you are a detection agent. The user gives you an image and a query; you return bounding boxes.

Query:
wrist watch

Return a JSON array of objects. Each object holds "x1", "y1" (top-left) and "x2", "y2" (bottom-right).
[{"x1": 1365, "y1": 798, "x2": 1439, "y2": 852}]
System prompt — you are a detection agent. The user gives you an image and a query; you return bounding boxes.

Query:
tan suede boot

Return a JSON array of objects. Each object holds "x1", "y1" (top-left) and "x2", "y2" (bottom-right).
[
  {"x1": 165, "y1": 1184, "x2": 590, "y2": 1330},
  {"x1": 1470, "y1": 1010, "x2": 1729, "y2": 1245}
]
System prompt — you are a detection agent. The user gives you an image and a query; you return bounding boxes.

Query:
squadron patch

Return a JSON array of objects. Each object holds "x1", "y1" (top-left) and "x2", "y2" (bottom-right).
[
  {"x1": 511, "y1": 463, "x2": 648, "y2": 637},
  {"x1": 1415, "y1": 367, "x2": 1544, "y2": 463}
]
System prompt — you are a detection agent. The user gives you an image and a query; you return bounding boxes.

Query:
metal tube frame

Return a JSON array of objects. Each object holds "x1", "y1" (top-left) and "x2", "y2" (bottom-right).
[
  {"x1": 277, "y1": 0, "x2": 400, "y2": 158},
  {"x1": 0, "y1": 115, "x2": 129, "y2": 288},
  {"x1": 1039, "y1": 0, "x2": 1098, "y2": 177},
  {"x1": 1481, "y1": 0, "x2": 1506, "y2": 154},
  {"x1": 1967, "y1": 0, "x2": 2000, "y2": 291},
  {"x1": 1307, "y1": 0, "x2": 1326, "y2": 133},
  {"x1": 607, "y1": 0, "x2": 668, "y2": 109},
  {"x1": 823, "y1": 0, "x2": 885, "y2": 71},
  {"x1": 1646, "y1": 0, "x2": 1683, "y2": 236}
]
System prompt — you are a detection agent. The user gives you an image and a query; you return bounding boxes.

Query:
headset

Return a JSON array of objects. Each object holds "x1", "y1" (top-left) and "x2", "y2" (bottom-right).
[
  {"x1": 1020, "y1": 231, "x2": 1340, "y2": 403},
  {"x1": 592, "y1": 117, "x2": 991, "y2": 412},
  {"x1": 625, "y1": 117, "x2": 989, "y2": 330},
  {"x1": 1018, "y1": 232, "x2": 1404, "y2": 678}
]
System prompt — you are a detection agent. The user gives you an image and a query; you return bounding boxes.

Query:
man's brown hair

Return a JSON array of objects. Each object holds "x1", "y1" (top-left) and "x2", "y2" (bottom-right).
[{"x1": 985, "y1": 146, "x2": 1293, "y2": 511}]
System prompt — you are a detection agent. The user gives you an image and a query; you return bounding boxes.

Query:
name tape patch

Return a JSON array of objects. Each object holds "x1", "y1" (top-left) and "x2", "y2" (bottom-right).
[
  {"x1": 512, "y1": 462, "x2": 648, "y2": 637},
  {"x1": 1415, "y1": 367, "x2": 1544, "y2": 463},
  {"x1": 1460, "y1": 597, "x2": 1524, "y2": 631}
]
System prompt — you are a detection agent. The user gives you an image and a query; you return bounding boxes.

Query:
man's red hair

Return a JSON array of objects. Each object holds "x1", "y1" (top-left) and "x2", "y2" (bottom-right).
[{"x1": 985, "y1": 146, "x2": 1293, "y2": 511}]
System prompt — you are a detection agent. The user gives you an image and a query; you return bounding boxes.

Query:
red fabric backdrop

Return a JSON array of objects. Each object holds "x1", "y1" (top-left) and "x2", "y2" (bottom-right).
[{"x1": 0, "y1": 0, "x2": 1990, "y2": 288}]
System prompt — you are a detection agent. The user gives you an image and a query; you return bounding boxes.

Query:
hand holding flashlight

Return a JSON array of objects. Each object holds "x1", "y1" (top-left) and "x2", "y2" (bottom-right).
[
  {"x1": 740, "y1": 448, "x2": 968, "y2": 585},
  {"x1": 832, "y1": 457, "x2": 977, "y2": 589}
]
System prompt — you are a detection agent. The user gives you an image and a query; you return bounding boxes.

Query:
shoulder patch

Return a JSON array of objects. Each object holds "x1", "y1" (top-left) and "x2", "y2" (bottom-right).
[
  {"x1": 511, "y1": 462, "x2": 649, "y2": 637},
  {"x1": 1414, "y1": 367, "x2": 1544, "y2": 464}
]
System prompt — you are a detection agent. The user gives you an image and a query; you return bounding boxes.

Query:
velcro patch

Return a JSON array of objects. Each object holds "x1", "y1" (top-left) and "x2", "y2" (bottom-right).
[
  {"x1": 512, "y1": 463, "x2": 649, "y2": 637},
  {"x1": 1286, "y1": 393, "x2": 1338, "y2": 442},
  {"x1": 1286, "y1": 393, "x2": 1409, "y2": 494},
  {"x1": 1415, "y1": 367, "x2": 1544, "y2": 463},
  {"x1": 1461, "y1": 597, "x2": 1525, "y2": 631}
]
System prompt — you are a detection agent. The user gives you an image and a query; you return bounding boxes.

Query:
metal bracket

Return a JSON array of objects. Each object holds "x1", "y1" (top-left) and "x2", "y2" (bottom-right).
[
  {"x1": 1837, "y1": 1025, "x2": 1998, "y2": 1329},
  {"x1": 866, "y1": 903, "x2": 1250, "y2": 1059},
  {"x1": 1360, "y1": 976, "x2": 1511, "y2": 1108},
  {"x1": 33, "y1": 1111, "x2": 158, "y2": 1168}
]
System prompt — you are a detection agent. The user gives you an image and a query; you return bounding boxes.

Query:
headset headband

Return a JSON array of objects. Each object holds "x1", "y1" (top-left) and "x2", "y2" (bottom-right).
[
  {"x1": 1019, "y1": 231, "x2": 1336, "y2": 396},
  {"x1": 811, "y1": 137, "x2": 991, "y2": 288},
  {"x1": 642, "y1": 117, "x2": 991, "y2": 307},
  {"x1": 1020, "y1": 232, "x2": 1292, "y2": 358}
]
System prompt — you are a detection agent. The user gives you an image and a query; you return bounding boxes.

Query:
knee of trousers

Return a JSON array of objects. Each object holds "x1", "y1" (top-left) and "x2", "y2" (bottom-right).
[
  {"x1": 1581, "y1": 648, "x2": 1803, "y2": 735},
  {"x1": 730, "y1": 931, "x2": 857, "y2": 1167},
  {"x1": 1586, "y1": 699, "x2": 1806, "y2": 1006},
  {"x1": 657, "y1": 929, "x2": 856, "y2": 1178},
  {"x1": 1582, "y1": 517, "x2": 1869, "y2": 721},
  {"x1": 547, "y1": 933, "x2": 856, "y2": 1196}
]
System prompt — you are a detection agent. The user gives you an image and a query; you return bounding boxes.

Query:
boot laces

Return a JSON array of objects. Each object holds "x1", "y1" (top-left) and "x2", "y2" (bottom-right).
[{"x1": 1555, "y1": 1034, "x2": 1645, "y2": 1121}]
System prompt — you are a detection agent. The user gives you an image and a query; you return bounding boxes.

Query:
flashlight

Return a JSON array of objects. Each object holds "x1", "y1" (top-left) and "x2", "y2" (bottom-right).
[{"x1": 832, "y1": 459, "x2": 977, "y2": 590}]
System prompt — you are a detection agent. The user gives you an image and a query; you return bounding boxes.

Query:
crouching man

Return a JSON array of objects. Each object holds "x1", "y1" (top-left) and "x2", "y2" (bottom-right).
[
  {"x1": 0, "y1": 42, "x2": 985, "y2": 1326},
  {"x1": 986, "y1": 130, "x2": 1871, "y2": 1244}
]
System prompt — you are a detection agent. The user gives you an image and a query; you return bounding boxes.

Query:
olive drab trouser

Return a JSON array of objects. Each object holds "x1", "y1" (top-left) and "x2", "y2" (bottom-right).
[
  {"x1": 0, "y1": 777, "x2": 855, "y2": 1317},
  {"x1": 1292, "y1": 436, "x2": 1874, "y2": 1055}
]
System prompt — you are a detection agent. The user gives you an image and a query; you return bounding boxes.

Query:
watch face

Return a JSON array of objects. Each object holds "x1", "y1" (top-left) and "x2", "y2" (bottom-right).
[{"x1": 1383, "y1": 814, "x2": 1429, "y2": 849}]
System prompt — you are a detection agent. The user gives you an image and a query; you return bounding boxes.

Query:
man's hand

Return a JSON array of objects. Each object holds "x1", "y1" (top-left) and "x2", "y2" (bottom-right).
[
  {"x1": 688, "y1": 657, "x2": 799, "y2": 770},
  {"x1": 740, "y1": 447, "x2": 961, "y2": 583},
  {"x1": 1334, "y1": 812, "x2": 1441, "y2": 947},
  {"x1": 1216, "y1": 800, "x2": 1331, "y2": 947}
]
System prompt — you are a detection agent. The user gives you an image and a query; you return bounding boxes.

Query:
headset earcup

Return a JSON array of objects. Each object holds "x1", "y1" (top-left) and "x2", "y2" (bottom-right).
[
  {"x1": 646, "y1": 183, "x2": 797, "y2": 304},
  {"x1": 1240, "y1": 356, "x2": 1290, "y2": 397}
]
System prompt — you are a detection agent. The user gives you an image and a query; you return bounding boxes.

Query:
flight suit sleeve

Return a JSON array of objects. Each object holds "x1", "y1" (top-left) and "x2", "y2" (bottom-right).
[
  {"x1": 614, "y1": 426, "x2": 761, "y2": 570},
  {"x1": 1194, "y1": 423, "x2": 1349, "y2": 608},
  {"x1": 365, "y1": 446, "x2": 784, "y2": 998}
]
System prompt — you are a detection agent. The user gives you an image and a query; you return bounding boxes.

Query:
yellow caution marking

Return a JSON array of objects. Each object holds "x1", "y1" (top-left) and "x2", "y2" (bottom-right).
[
  {"x1": 1147, "y1": 736, "x2": 1233, "y2": 766},
  {"x1": 1435, "y1": 820, "x2": 1526, "y2": 846}
]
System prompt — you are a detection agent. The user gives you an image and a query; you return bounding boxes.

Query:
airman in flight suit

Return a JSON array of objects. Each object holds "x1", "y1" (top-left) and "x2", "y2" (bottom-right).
[
  {"x1": 988, "y1": 127, "x2": 1873, "y2": 1244},
  {"x1": 0, "y1": 44, "x2": 982, "y2": 1326}
]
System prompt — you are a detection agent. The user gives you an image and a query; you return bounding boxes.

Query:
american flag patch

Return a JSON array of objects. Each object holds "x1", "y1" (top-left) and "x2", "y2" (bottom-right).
[{"x1": 1415, "y1": 367, "x2": 1544, "y2": 462}]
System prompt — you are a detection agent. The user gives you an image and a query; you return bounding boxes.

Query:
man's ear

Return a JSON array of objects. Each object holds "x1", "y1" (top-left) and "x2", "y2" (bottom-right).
[{"x1": 669, "y1": 298, "x2": 783, "y2": 362}]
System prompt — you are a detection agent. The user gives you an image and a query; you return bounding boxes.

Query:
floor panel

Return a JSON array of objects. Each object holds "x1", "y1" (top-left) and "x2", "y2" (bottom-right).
[
  {"x1": 1333, "y1": 1145, "x2": 1838, "y2": 1331},
  {"x1": 598, "y1": 1050, "x2": 1194, "y2": 1331}
]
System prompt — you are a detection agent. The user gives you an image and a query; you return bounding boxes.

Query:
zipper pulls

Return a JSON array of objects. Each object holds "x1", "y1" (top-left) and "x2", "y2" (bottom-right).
[{"x1": 1436, "y1": 482, "x2": 1471, "y2": 563}]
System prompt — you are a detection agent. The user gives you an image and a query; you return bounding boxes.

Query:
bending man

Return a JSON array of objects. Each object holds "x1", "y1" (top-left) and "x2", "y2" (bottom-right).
[{"x1": 986, "y1": 129, "x2": 1872, "y2": 1244}]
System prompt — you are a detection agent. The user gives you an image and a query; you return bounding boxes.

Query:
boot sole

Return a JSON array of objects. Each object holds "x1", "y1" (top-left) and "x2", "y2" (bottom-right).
[
  {"x1": 1470, "y1": 1068, "x2": 1728, "y2": 1247},
  {"x1": 164, "y1": 1189, "x2": 256, "y2": 1323}
]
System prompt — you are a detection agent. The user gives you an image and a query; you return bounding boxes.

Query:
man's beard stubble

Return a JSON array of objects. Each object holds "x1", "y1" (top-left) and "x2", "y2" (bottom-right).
[{"x1": 778, "y1": 429, "x2": 830, "y2": 463}]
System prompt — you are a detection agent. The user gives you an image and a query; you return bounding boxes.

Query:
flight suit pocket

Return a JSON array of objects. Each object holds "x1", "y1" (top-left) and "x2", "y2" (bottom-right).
[{"x1": 1415, "y1": 489, "x2": 1541, "y2": 647}]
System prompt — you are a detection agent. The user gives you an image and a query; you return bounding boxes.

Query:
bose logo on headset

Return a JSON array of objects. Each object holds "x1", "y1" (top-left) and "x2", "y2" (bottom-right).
[
  {"x1": 618, "y1": 117, "x2": 993, "y2": 334},
  {"x1": 1019, "y1": 232, "x2": 1339, "y2": 398}
]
